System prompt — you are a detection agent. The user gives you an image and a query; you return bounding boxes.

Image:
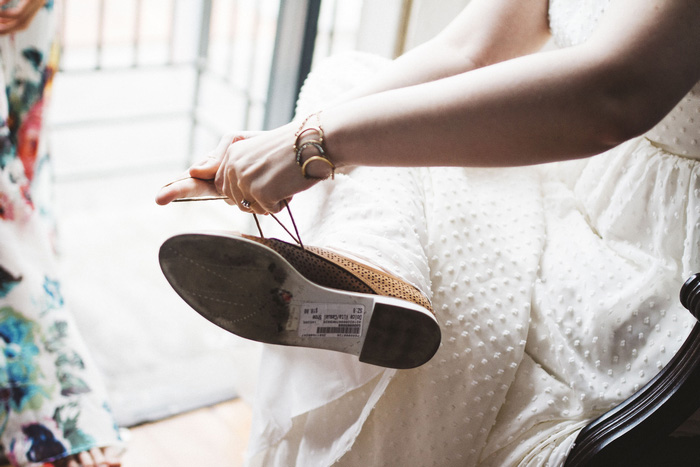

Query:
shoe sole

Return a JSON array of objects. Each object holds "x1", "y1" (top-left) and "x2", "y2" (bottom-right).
[{"x1": 159, "y1": 233, "x2": 441, "y2": 369}]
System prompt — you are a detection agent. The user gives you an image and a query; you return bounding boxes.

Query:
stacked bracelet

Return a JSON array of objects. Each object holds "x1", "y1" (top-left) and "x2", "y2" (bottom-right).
[{"x1": 293, "y1": 111, "x2": 335, "y2": 180}]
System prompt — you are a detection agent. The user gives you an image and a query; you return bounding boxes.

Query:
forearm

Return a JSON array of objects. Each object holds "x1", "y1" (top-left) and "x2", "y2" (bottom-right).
[
  {"x1": 322, "y1": 48, "x2": 647, "y2": 169},
  {"x1": 166, "y1": 0, "x2": 700, "y2": 213},
  {"x1": 321, "y1": 0, "x2": 700, "y2": 170},
  {"x1": 324, "y1": 39, "x2": 482, "y2": 108},
  {"x1": 325, "y1": 0, "x2": 550, "y2": 107}
]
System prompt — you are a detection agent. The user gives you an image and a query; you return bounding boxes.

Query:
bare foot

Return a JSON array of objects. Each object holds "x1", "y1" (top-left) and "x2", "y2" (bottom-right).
[{"x1": 53, "y1": 447, "x2": 122, "y2": 467}]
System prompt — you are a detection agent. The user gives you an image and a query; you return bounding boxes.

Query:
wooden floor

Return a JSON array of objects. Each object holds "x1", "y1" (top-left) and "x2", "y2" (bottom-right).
[
  {"x1": 122, "y1": 399, "x2": 252, "y2": 467},
  {"x1": 0, "y1": 399, "x2": 252, "y2": 467}
]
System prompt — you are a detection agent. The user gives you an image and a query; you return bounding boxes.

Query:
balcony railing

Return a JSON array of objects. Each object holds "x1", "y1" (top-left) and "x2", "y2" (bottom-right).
[{"x1": 50, "y1": 0, "x2": 372, "y2": 182}]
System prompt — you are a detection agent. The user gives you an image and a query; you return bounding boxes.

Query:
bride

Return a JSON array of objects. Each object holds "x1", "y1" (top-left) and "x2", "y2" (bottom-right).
[{"x1": 157, "y1": 0, "x2": 700, "y2": 465}]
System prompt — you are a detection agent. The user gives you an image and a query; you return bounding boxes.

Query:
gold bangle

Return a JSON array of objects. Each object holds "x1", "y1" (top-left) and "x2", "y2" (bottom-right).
[{"x1": 301, "y1": 155, "x2": 335, "y2": 180}]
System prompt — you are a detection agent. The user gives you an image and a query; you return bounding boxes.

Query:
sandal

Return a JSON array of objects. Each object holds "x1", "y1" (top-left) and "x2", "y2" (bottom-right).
[{"x1": 158, "y1": 186, "x2": 440, "y2": 369}]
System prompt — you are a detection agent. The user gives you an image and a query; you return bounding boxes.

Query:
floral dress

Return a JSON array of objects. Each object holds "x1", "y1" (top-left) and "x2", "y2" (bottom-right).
[{"x1": 0, "y1": 2, "x2": 122, "y2": 466}]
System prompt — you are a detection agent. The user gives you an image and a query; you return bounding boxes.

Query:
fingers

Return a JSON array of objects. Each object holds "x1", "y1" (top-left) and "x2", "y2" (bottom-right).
[
  {"x1": 187, "y1": 155, "x2": 221, "y2": 180},
  {"x1": 155, "y1": 175, "x2": 220, "y2": 205},
  {"x1": 77, "y1": 450, "x2": 97, "y2": 466},
  {"x1": 159, "y1": 127, "x2": 310, "y2": 215},
  {"x1": 223, "y1": 176, "x2": 290, "y2": 215},
  {"x1": 189, "y1": 134, "x2": 247, "y2": 180},
  {"x1": 157, "y1": 134, "x2": 251, "y2": 205},
  {"x1": 51, "y1": 447, "x2": 121, "y2": 467},
  {"x1": 214, "y1": 131, "x2": 307, "y2": 214},
  {"x1": 215, "y1": 142, "x2": 273, "y2": 215},
  {"x1": 86, "y1": 447, "x2": 112, "y2": 467},
  {"x1": 188, "y1": 135, "x2": 232, "y2": 180},
  {"x1": 101, "y1": 445, "x2": 124, "y2": 466},
  {"x1": 220, "y1": 161, "x2": 269, "y2": 214},
  {"x1": 0, "y1": 0, "x2": 44, "y2": 34}
]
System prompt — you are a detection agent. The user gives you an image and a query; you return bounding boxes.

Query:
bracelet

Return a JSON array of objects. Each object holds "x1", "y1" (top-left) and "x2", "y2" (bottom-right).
[
  {"x1": 294, "y1": 128, "x2": 322, "y2": 151},
  {"x1": 293, "y1": 111, "x2": 335, "y2": 180},
  {"x1": 301, "y1": 156, "x2": 336, "y2": 180},
  {"x1": 295, "y1": 141, "x2": 325, "y2": 166},
  {"x1": 294, "y1": 112, "x2": 324, "y2": 151}
]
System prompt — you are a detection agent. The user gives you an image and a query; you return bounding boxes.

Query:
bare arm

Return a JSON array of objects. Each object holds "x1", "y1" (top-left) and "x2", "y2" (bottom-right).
[
  {"x1": 157, "y1": 0, "x2": 550, "y2": 206},
  {"x1": 324, "y1": 0, "x2": 700, "y2": 169},
  {"x1": 329, "y1": 0, "x2": 551, "y2": 103},
  {"x1": 158, "y1": 0, "x2": 700, "y2": 214},
  {"x1": 156, "y1": 0, "x2": 549, "y2": 207}
]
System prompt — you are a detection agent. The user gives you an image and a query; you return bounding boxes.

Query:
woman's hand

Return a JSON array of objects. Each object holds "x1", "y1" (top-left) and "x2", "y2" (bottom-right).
[
  {"x1": 155, "y1": 133, "x2": 249, "y2": 205},
  {"x1": 156, "y1": 125, "x2": 329, "y2": 211},
  {"x1": 213, "y1": 122, "x2": 330, "y2": 214},
  {"x1": 0, "y1": 0, "x2": 45, "y2": 35}
]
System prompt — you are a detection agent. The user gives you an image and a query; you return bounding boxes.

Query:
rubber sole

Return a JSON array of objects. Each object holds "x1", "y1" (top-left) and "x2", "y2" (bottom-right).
[{"x1": 159, "y1": 233, "x2": 441, "y2": 369}]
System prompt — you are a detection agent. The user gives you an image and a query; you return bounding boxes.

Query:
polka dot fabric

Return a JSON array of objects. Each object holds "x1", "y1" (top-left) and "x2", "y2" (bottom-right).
[
  {"x1": 646, "y1": 85, "x2": 700, "y2": 158},
  {"x1": 335, "y1": 167, "x2": 545, "y2": 467},
  {"x1": 244, "y1": 1, "x2": 700, "y2": 464}
]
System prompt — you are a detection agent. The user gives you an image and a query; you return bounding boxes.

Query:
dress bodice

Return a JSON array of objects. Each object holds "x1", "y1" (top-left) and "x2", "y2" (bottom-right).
[
  {"x1": 644, "y1": 87, "x2": 700, "y2": 158},
  {"x1": 548, "y1": 0, "x2": 611, "y2": 49},
  {"x1": 549, "y1": 0, "x2": 700, "y2": 159}
]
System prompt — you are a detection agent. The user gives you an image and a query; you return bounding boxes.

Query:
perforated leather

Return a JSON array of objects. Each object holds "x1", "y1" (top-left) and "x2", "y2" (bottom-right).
[{"x1": 242, "y1": 234, "x2": 434, "y2": 314}]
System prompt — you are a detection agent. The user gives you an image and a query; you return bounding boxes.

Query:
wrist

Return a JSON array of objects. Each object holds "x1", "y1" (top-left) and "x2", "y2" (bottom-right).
[{"x1": 293, "y1": 111, "x2": 336, "y2": 180}]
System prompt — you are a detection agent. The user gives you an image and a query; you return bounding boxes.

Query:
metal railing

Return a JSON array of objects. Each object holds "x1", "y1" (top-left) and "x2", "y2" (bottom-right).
[
  {"x1": 55, "y1": 0, "x2": 284, "y2": 167},
  {"x1": 50, "y1": 0, "x2": 402, "y2": 180}
]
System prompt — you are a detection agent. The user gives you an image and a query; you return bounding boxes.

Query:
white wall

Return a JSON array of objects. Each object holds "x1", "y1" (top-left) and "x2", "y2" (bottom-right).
[
  {"x1": 354, "y1": 0, "x2": 472, "y2": 57},
  {"x1": 355, "y1": 0, "x2": 406, "y2": 57},
  {"x1": 404, "y1": 0, "x2": 471, "y2": 51}
]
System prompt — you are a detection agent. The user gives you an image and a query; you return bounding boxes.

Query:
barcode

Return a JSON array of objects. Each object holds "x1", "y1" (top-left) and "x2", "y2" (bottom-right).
[{"x1": 316, "y1": 326, "x2": 361, "y2": 334}]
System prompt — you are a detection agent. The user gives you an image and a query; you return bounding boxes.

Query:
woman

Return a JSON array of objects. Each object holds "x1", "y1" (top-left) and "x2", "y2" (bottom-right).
[
  {"x1": 0, "y1": 1, "x2": 122, "y2": 466},
  {"x1": 158, "y1": 0, "x2": 700, "y2": 465}
]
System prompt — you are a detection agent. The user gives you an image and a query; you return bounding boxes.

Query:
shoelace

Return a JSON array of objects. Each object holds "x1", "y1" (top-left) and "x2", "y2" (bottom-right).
[{"x1": 164, "y1": 176, "x2": 305, "y2": 249}]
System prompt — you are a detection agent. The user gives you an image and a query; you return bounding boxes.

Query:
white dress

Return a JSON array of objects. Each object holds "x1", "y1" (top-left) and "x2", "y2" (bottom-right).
[{"x1": 245, "y1": 0, "x2": 700, "y2": 465}]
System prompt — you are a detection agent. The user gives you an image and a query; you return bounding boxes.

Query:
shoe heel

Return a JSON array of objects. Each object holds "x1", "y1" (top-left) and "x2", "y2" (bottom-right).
[{"x1": 360, "y1": 297, "x2": 441, "y2": 369}]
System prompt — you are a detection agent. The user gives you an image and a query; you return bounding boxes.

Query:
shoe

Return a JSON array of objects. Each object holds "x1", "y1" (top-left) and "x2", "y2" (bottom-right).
[{"x1": 159, "y1": 232, "x2": 441, "y2": 369}]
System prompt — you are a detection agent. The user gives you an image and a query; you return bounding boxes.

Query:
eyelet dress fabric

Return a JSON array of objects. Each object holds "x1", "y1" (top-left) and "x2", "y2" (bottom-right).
[
  {"x1": 245, "y1": 1, "x2": 700, "y2": 466},
  {"x1": 0, "y1": 4, "x2": 122, "y2": 466}
]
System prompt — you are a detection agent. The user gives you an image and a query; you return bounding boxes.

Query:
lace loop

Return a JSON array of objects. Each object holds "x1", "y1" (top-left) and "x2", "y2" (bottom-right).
[
  {"x1": 163, "y1": 177, "x2": 305, "y2": 249},
  {"x1": 254, "y1": 200, "x2": 304, "y2": 249}
]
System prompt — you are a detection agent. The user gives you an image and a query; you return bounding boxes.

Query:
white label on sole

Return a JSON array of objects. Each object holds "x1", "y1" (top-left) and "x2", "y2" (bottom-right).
[{"x1": 298, "y1": 303, "x2": 365, "y2": 338}]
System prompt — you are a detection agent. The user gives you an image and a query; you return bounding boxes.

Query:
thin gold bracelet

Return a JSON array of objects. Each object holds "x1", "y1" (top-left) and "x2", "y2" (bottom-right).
[
  {"x1": 294, "y1": 127, "x2": 323, "y2": 152},
  {"x1": 293, "y1": 111, "x2": 324, "y2": 151}
]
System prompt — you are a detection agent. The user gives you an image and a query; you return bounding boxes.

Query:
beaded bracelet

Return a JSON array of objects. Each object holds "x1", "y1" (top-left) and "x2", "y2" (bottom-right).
[
  {"x1": 295, "y1": 141, "x2": 325, "y2": 166},
  {"x1": 293, "y1": 111, "x2": 335, "y2": 180}
]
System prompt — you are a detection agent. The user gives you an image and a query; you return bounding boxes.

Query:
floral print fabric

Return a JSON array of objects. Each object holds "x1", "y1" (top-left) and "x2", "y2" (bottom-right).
[{"x1": 0, "y1": 2, "x2": 122, "y2": 465}]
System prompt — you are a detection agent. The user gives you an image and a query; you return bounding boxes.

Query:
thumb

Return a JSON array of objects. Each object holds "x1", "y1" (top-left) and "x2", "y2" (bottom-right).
[
  {"x1": 189, "y1": 135, "x2": 246, "y2": 180},
  {"x1": 188, "y1": 156, "x2": 220, "y2": 180}
]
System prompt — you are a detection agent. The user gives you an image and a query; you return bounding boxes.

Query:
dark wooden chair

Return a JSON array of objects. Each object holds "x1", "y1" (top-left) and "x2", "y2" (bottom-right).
[{"x1": 564, "y1": 273, "x2": 700, "y2": 466}]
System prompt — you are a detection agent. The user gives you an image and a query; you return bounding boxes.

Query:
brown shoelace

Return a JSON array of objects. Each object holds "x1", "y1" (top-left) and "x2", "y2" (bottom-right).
[{"x1": 164, "y1": 176, "x2": 305, "y2": 249}]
